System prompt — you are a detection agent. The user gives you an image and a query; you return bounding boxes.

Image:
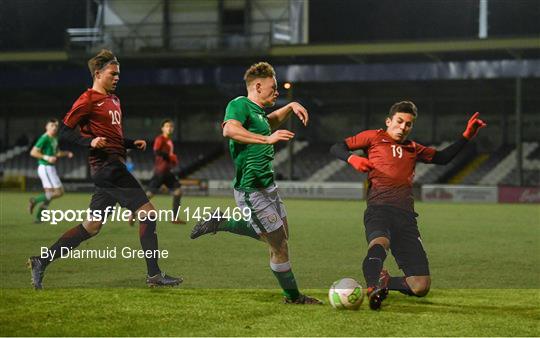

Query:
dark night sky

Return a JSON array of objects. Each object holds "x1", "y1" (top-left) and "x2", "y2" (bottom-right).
[
  {"x1": 309, "y1": 0, "x2": 540, "y2": 43},
  {"x1": 0, "y1": 0, "x2": 87, "y2": 50},
  {"x1": 0, "y1": 0, "x2": 538, "y2": 50}
]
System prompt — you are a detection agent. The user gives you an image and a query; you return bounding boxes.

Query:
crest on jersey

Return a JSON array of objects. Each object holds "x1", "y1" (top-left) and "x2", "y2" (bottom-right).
[
  {"x1": 112, "y1": 97, "x2": 120, "y2": 106},
  {"x1": 267, "y1": 214, "x2": 278, "y2": 224}
]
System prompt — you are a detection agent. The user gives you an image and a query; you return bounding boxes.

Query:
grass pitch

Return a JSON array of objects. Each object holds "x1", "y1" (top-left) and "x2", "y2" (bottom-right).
[{"x1": 0, "y1": 191, "x2": 539, "y2": 336}]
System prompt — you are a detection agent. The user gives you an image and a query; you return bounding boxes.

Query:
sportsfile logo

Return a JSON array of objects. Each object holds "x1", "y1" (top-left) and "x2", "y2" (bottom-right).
[{"x1": 40, "y1": 206, "x2": 251, "y2": 224}]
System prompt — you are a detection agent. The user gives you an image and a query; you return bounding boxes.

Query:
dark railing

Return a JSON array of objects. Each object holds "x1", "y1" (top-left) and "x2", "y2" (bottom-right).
[{"x1": 66, "y1": 20, "x2": 290, "y2": 53}]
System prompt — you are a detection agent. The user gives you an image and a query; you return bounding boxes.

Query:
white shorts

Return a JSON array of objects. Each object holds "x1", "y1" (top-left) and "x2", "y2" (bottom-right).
[
  {"x1": 234, "y1": 183, "x2": 287, "y2": 234},
  {"x1": 37, "y1": 165, "x2": 62, "y2": 189}
]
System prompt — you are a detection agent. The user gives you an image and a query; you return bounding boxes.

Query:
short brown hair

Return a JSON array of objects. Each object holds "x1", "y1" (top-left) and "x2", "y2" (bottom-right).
[
  {"x1": 161, "y1": 119, "x2": 173, "y2": 127},
  {"x1": 243, "y1": 62, "x2": 275, "y2": 85},
  {"x1": 388, "y1": 101, "x2": 418, "y2": 119},
  {"x1": 88, "y1": 49, "x2": 119, "y2": 78}
]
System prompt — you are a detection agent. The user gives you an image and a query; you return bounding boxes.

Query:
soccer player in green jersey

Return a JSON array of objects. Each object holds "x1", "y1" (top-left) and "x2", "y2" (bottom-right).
[
  {"x1": 190, "y1": 62, "x2": 322, "y2": 304},
  {"x1": 28, "y1": 119, "x2": 73, "y2": 222}
]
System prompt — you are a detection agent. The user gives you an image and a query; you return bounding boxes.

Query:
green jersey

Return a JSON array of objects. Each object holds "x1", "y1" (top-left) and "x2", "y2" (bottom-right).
[
  {"x1": 34, "y1": 133, "x2": 58, "y2": 166},
  {"x1": 223, "y1": 96, "x2": 274, "y2": 191}
]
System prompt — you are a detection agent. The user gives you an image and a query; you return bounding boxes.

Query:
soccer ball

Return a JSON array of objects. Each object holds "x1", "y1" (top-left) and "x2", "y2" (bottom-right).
[{"x1": 328, "y1": 278, "x2": 364, "y2": 310}]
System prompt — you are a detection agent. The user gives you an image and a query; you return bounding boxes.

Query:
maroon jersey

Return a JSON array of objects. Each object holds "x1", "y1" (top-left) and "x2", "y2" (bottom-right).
[
  {"x1": 153, "y1": 134, "x2": 177, "y2": 174},
  {"x1": 345, "y1": 129, "x2": 436, "y2": 212},
  {"x1": 63, "y1": 89, "x2": 126, "y2": 172}
]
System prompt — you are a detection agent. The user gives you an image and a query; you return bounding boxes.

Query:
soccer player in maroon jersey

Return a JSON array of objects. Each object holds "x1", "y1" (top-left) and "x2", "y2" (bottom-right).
[
  {"x1": 331, "y1": 101, "x2": 486, "y2": 310},
  {"x1": 27, "y1": 49, "x2": 182, "y2": 289},
  {"x1": 144, "y1": 119, "x2": 185, "y2": 224}
]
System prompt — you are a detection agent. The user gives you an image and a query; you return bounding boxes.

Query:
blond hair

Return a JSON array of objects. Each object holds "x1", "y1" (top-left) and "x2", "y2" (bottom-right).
[
  {"x1": 87, "y1": 49, "x2": 119, "y2": 78},
  {"x1": 243, "y1": 62, "x2": 275, "y2": 86}
]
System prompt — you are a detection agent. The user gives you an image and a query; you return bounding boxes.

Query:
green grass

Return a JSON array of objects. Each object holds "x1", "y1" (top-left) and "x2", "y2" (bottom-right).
[{"x1": 1, "y1": 191, "x2": 539, "y2": 336}]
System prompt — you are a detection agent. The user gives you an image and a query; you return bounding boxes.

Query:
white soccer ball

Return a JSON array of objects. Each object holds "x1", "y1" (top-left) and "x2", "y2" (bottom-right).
[{"x1": 328, "y1": 278, "x2": 364, "y2": 310}]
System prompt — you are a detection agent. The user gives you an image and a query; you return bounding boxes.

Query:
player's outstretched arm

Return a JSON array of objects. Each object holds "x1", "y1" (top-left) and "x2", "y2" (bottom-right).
[
  {"x1": 223, "y1": 119, "x2": 294, "y2": 144},
  {"x1": 56, "y1": 150, "x2": 74, "y2": 158},
  {"x1": 267, "y1": 102, "x2": 308, "y2": 129},
  {"x1": 330, "y1": 142, "x2": 352, "y2": 162},
  {"x1": 330, "y1": 141, "x2": 374, "y2": 172},
  {"x1": 431, "y1": 112, "x2": 487, "y2": 165}
]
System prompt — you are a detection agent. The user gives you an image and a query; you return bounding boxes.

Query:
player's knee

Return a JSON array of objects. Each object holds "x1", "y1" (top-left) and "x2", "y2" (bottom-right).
[
  {"x1": 173, "y1": 188, "x2": 181, "y2": 196},
  {"x1": 269, "y1": 241, "x2": 289, "y2": 261},
  {"x1": 410, "y1": 279, "x2": 431, "y2": 297},
  {"x1": 53, "y1": 189, "x2": 64, "y2": 198},
  {"x1": 369, "y1": 236, "x2": 390, "y2": 250},
  {"x1": 137, "y1": 201, "x2": 155, "y2": 213},
  {"x1": 411, "y1": 285, "x2": 430, "y2": 297},
  {"x1": 82, "y1": 221, "x2": 102, "y2": 236},
  {"x1": 271, "y1": 250, "x2": 289, "y2": 263}
]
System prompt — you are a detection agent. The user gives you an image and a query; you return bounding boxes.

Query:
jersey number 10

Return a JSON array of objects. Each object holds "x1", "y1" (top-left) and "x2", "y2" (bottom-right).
[{"x1": 391, "y1": 145, "x2": 403, "y2": 158}]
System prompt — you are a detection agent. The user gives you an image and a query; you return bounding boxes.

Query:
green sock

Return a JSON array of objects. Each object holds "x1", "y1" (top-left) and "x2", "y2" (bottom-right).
[
  {"x1": 272, "y1": 269, "x2": 300, "y2": 301},
  {"x1": 218, "y1": 219, "x2": 259, "y2": 240},
  {"x1": 33, "y1": 194, "x2": 48, "y2": 204},
  {"x1": 35, "y1": 201, "x2": 50, "y2": 222}
]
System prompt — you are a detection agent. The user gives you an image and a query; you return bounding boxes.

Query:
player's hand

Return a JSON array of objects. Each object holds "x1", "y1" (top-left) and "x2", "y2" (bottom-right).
[
  {"x1": 91, "y1": 137, "x2": 107, "y2": 148},
  {"x1": 462, "y1": 112, "x2": 487, "y2": 140},
  {"x1": 347, "y1": 155, "x2": 374, "y2": 172},
  {"x1": 42, "y1": 155, "x2": 57, "y2": 164},
  {"x1": 266, "y1": 129, "x2": 295, "y2": 144},
  {"x1": 170, "y1": 154, "x2": 178, "y2": 166},
  {"x1": 66, "y1": 151, "x2": 74, "y2": 159},
  {"x1": 289, "y1": 102, "x2": 309, "y2": 126},
  {"x1": 134, "y1": 140, "x2": 146, "y2": 151}
]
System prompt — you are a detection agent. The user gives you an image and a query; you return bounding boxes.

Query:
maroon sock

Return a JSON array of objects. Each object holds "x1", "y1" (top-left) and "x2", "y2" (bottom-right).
[
  {"x1": 388, "y1": 277, "x2": 415, "y2": 296},
  {"x1": 172, "y1": 195, "x2": 181, "y2": 213},
  {"x1": 362, "y1": 244, "x2": 387, "y2": 287},
  {"x1": 139, "y1": 220, "x2": 161, "y2": 276},
  {"x1": 42, "y1": 224, "x2": 92, "y2": 267}
]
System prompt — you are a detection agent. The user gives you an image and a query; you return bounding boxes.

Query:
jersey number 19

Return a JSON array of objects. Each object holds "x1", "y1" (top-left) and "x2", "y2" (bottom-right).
[{"x1": 391, "y1": 145, "x2": 403, "y2": 158}]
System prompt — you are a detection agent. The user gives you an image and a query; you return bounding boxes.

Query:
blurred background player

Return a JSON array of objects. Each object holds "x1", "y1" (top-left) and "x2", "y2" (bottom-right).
[
  {"x1": 28, "y1": 118, "x2": 73, "y2": 223},
  {"x1": 129, "y1": 119, "x2": 185, "y2": 225},
  {"x1": 331, "y1": 101, "x2": 486, "y2": 310},
  {"x1": 190, "y1": 62, "x2": 321, "y2": 305},
  {"x1": 27, "y1": 49, "x2": 182, "y2": 289}
]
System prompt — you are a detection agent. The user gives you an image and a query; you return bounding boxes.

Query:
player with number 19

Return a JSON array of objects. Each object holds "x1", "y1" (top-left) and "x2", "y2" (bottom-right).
[{"x1": 330, "y1": 101, "x2": 486, "y2": 310}]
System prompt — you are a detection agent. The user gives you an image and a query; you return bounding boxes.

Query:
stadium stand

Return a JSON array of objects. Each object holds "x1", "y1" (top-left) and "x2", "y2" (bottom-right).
[
  {"x1": 1, "y1": 142, "x2": 222, "y2": 181},
  {"x1": 273, "y1": 142, "x2": 329, "y2": 180},
  {"x1": 479, "y1": 142, "x2": 538, "y2": 185},
  {"x1": 498, "y1": 142, "x2": 540, "y2": 186},
  {"x1": 191, "y1": 152, "x2": 234, "y2": 180},
  {"x1": 3, "y1": 139, "x2": 537, "y2": 187},
  {"x1": 192, "y1": 141, "x2": 307, "y2": 180},
  {"x1": 0, "y1": 145, "x2": 29, "y2": 165},
  {"x1": 131, "y1": 141, "x2": 223, "y2": 180},
  {"x1": 460, "y1": 144, "x2": 514, "y2": 185}
]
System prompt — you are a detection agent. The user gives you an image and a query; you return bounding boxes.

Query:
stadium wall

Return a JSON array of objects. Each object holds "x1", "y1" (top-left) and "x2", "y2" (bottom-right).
[{"x1": 205, "y1": 181, "x2": 539, "y2": 203}]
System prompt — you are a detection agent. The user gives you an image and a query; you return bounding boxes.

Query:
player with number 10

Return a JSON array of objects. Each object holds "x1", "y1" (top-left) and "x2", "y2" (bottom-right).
[{"x1": 27, "y1": 49, "x2": 182, "y2": 289}]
